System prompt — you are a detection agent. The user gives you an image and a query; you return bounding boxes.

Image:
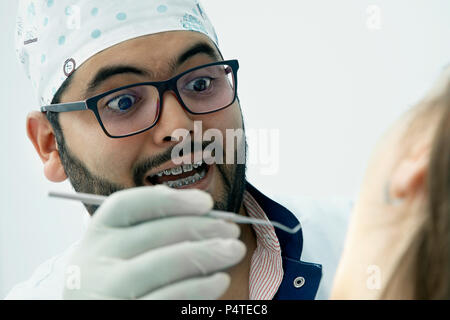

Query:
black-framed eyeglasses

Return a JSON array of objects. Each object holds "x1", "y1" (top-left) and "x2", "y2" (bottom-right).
[{"x1": 41, "y1": 59, "x2": 239, "y2": 138}]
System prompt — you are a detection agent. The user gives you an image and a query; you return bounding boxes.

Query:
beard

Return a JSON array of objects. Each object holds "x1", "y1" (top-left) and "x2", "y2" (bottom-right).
[{"x1": 55, "y1": 133, "x2": 247, "y2": 216}]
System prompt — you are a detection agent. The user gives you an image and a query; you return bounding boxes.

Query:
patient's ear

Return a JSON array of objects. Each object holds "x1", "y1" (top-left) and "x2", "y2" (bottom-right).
[
  {"x1": 390, "y1": 144, "x2": 430, "y2": 200},
  {"x1": 26, "y1": 111, "x2": 67, "y2": 182}
]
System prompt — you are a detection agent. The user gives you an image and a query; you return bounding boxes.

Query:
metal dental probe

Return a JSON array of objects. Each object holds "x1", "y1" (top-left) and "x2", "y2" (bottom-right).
[{"x1": 48, "y1": 191, "x2": 302, "y2": 234}]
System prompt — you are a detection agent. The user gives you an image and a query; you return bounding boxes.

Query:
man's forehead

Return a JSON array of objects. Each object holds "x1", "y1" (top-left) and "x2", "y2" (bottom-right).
[
  {"x1": 84, "y1": 31, "x2": 218, "y2": 70},
  {"x1": 65, "y1": 31, "x2": 221, "y2": 100},
  {"x1": 73, "y1": 32, "x2": 217, "y2": 83}
]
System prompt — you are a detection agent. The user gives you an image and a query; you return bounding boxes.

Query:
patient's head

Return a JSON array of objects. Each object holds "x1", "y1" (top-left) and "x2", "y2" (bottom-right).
[{"x1": 331, "y1": 66, "x2": 450, "y2": 299}]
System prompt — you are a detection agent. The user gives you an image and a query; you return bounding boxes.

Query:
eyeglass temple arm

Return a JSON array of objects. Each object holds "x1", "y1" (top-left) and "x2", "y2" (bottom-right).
[{"x1": 41, "y1": 102, "x2": 88, "y2": 113}]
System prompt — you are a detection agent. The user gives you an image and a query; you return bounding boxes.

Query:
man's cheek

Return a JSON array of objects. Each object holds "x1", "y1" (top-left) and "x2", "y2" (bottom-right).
[
  {"x1": 204, "y1": 103, "x2": 242, "y2": 130},
  {"x1": 88, "y1": 152, "x2": 128, "y2": 182}
]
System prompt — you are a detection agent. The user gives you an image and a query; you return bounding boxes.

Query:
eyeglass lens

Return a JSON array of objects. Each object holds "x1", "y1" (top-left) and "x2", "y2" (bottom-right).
[{"x1": 95, "y1": 63, "x2": 236, "y2": 137}]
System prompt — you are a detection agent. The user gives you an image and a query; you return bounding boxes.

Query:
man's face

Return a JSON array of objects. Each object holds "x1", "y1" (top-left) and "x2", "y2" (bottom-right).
[{"x1": 55, "y1": 31, "x2": 246, "y2": 214}]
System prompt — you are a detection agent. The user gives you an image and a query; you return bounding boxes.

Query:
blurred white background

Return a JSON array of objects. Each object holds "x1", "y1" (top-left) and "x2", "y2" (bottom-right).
[{"x1": 1, "y1": 0, "x2": 450, "y2": 298}]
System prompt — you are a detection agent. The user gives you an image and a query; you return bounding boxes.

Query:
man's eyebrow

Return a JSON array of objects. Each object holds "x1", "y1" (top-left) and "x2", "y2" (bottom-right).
[
  {"x1": 84, "y1": 65, "x2": 151, "y2": 98},
  {"x1": 84, "y1": 41, "x2": 221, "y2": 99},
  {"x1": 174, "y1": 42, "x2": 222, "y2": 67}
]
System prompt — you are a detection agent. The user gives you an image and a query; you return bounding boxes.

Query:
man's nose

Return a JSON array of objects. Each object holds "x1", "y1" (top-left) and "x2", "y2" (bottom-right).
[{"x1": 150, "y1": 91, "x2": 195, "y2": 146}]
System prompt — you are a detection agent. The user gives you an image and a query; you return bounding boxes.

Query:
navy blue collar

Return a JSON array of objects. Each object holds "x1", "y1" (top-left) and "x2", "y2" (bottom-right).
[
  {"x1": 245, "y1": 182, "x2": 303, "y2": 259},
  {"x1": 245, "y1": 181, "x2": 323, "y2": 300}
]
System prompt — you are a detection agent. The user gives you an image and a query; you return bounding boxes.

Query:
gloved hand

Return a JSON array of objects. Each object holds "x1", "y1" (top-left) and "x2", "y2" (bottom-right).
[{"x1": 62, "y1": 185, "x2": 245, "y2": 300}]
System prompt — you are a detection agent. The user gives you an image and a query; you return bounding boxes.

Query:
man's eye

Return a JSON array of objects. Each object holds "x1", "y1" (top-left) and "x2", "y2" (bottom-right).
[
  {"x1": 106, "y1": 94, "x2": 137, "y2": 111},
  {"x1": 185, "y1": 77, "x2": 212, "y2": 92}
]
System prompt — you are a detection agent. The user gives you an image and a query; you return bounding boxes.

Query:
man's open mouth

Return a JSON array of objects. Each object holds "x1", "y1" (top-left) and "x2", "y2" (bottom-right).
[{"x1": 145, "y1": 161, "x2": 209, "y2": 188}]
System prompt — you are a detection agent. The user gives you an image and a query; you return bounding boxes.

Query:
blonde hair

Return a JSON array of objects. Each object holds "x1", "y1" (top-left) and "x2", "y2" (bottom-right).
[
  {"x1": 381, "y1": 66, "x2": 450, "y2": 299},
  {"x1": 416, "y1": 72, "x2": 450, "y2": 299}
]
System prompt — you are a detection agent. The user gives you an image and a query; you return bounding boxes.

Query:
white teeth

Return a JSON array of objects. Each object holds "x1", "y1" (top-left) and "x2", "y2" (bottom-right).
[
  {"x1": 187, "y1": 176, "x2": 196, "y2": 184},
  {"x1": 163, "y1": 168, "x2": 206, "y2": 188},
  {"x1": 152, "y1": 162, "x2": 204, "y2": 177},
  {"x1": 192, "y1": 162, "x2": 202, "y2": 169},
  {"x1": 171, "y1": 166, "x2": 183, "y2": 175}
]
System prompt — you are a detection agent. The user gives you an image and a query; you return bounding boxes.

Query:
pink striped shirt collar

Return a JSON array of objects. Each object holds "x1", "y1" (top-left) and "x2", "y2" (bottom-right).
[{"x1": 243, "y1": 190, "x2": 284, "y2": 300}]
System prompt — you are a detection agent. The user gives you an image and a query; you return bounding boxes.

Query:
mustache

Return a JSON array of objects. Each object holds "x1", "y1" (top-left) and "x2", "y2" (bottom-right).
[{"x1": 132, "y1": 140, "x2": 212, "y2": 186}]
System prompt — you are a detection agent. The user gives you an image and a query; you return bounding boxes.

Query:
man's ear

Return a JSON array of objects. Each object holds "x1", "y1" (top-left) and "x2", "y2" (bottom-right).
[
  {"x1": 26, "y1": 111, "x2": 67, "y2": 182},
  {"x1": 390, "y1": 144, "x2": 430, "y2": 201}
]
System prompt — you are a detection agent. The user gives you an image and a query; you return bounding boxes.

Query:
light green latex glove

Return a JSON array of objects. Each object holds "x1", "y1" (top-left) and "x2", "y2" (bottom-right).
[{"x1": 63, "y1": 185, "x2": 245, "y2": 300}]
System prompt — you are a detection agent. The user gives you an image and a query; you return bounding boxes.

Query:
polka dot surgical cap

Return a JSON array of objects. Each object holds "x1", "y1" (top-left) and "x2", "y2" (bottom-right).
[{"x1": 15, "y1": 0, "x2": 219, "y2": 107}]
